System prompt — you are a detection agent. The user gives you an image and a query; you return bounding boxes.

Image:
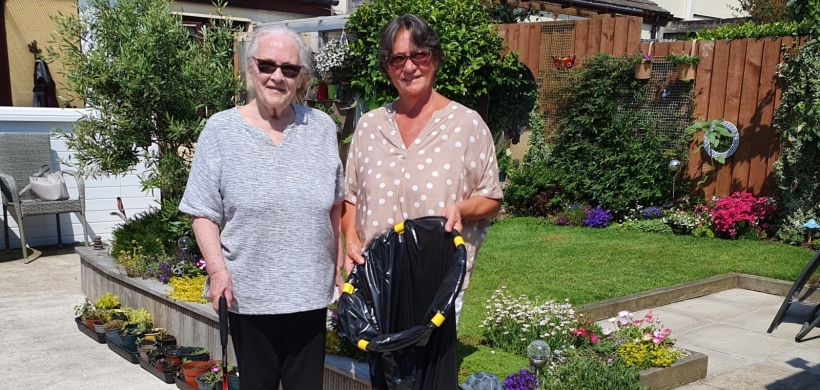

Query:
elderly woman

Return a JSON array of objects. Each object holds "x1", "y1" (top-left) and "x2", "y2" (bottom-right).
[
  {"x1": 180, "y1": 26, "x2": 344, "y2": 389},
  {"x1": 342, "y1": 14, "x2": 502, "y2": 329}
]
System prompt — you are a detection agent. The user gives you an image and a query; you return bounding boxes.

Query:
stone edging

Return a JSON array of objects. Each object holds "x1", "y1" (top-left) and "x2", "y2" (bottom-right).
[{"x1": 581, "y1": 272, "x2": 818, "y2": 321}]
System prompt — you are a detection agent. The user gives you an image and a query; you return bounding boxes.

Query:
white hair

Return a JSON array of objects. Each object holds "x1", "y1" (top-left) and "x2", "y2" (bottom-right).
[{"x1": 245, "y1": 26, "x2": 313, "y2": 78}]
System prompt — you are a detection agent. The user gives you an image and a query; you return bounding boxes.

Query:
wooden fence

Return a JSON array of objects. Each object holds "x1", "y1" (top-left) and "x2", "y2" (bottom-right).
[{"x1": 499, "y1": 17, "x2": 805, "y2": 198}]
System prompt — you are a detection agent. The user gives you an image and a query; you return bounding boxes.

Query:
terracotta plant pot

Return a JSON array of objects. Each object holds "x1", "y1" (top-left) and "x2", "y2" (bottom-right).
[
  {"x1": 634, "y1": 62, "x2": 652, "y2": 79},
  {"x1": 181, "y1": 361, "x2": 213, "y2": 389},
  {"x1": 676, "y1": 63, "x2": 695, "y2": 80},
  {"x1": 163, "y1": 345, "x2": 182, "y2": 366}
]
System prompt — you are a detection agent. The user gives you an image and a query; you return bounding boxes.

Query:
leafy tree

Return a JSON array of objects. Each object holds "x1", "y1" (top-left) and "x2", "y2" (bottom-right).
[
  {"x1": 730, "y1": 0, "x2": 790, "y2": 24},
  {"x1": 48, "y1": 0, "x2": 243, "y2": 204},
  {"x1": 486, "y1": 0, "x2": 539, "y2": 23},
  {"x1": 342, "y1": 0, "x2": 536, "y2": 138}
]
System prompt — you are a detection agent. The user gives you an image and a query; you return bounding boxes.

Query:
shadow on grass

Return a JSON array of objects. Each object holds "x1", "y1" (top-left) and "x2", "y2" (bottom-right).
[{"x1": 457, "y1": 340, "x2": 479, "y2": 377}]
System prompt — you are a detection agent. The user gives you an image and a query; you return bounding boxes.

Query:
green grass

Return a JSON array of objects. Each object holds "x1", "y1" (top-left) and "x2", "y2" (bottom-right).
[{"x1": 456, "y1": 217, "x2": 813, "y2": 380}]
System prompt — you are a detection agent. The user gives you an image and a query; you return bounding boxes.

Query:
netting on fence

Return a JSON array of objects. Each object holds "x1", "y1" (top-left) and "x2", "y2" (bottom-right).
[{"x1": 535, "y1": 22, "x2": 693, "y2": 153}]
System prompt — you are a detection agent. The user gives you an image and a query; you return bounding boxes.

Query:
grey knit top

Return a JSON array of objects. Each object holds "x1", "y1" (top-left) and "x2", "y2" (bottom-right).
[{"x1": 179, "y1": 105, "x2": 344, "y2": 315}]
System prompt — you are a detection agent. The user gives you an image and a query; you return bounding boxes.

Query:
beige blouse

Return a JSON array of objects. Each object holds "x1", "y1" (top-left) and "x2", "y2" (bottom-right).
[{"x1": 344, "y1": 101, "x2": 503, "y2": 289}]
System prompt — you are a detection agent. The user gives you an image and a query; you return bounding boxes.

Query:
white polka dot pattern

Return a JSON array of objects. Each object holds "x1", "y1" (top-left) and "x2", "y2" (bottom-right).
[{"x1": 343, "y1": 102, "x2": 502, "y2": 289}]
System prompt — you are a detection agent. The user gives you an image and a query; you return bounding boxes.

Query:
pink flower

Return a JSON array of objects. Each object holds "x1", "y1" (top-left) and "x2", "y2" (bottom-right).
[
  {"x1": 590, "y1": 335, "x2": 598, "y2": 344},
  {"x1": 644, "y1": 311, "x2": 653, "y2": 322}
]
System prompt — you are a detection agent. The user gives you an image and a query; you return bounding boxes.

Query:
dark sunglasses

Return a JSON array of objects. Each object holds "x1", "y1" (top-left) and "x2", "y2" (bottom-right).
[
  {"x1": 253, "y1": 58, "x2": 302, "y2": 78},
  {"x1": 387, "y1": 51, "x2": 432, "y2": 68}
]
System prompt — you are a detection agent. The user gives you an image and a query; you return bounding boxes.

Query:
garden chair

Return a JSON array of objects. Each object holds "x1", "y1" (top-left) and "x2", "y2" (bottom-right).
[{"x1": 0, "y1": 132, "x2": 88, "y2": 263}]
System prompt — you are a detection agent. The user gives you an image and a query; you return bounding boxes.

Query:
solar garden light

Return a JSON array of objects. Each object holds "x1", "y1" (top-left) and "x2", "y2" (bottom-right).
[
  {"x1": 178, "y1": 235, "x2": 192, "y2": 251},
  {"x1": 668, "y1": 159, "x2": 681, "y2": 199},
  {"x1": 527, "y1": 339, "x2": 550, "y2": 382}
]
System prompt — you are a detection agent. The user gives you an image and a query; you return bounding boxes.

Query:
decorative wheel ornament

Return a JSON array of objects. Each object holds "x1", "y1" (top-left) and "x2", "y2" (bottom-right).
[{"x1": 703, "y1": 120, "x2": 739, "y2": 159}]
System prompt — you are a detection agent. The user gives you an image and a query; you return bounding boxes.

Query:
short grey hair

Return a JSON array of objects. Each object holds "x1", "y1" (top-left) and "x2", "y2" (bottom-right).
[
  {"x1": 245, "y1": 26, "x2": 313, "y2": 78},
  {"x1": 377, "y1": 14, "x2": 444, "y2": 74}
]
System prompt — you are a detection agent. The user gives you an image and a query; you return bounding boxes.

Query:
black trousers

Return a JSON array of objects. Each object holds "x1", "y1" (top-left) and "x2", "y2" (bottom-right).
[{"x1": 229, "y1": 308, "x2": 326, "y2": 390}]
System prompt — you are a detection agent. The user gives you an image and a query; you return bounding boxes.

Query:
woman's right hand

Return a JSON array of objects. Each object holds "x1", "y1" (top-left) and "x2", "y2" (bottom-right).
[
  {"x1": 208, "y1": 269, "x2": 233, "y2": 313},
  {"x1": 344, "y1": 240, "x2": 365, "y2": 277}
]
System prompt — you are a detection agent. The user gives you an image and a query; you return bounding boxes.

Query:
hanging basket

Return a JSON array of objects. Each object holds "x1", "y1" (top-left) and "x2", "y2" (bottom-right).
[{"x1": 634, "y1": 63, "x2": 652, "y2": 79}]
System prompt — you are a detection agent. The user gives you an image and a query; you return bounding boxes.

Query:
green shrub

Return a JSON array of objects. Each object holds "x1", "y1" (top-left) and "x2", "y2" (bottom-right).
[
  {"x1": 342, "y1": 0, "x2": 536, "y2": 137},
  {"x1": 548, "y1": 54, "x2": 683, "y2": 216},
  {"x1": 695, "y1": 20, "x2": 811, "y2": 40},
  {"x1": 541, "y1": 352, "x2": 646, "y2": 390},
  {"x1": 692, "y1": 225, "x2": 716, "y2": 238},
  {"x1": 773, "y1": 36, "x2": 820, "y2": 245},
  {"x1": 504, "y1": 167, "x2": 563, "y2": 217},
  {"x1": 615, "y1": 219, "x2": 674, "y2": 235},
  {"x1": 111, "y1": 209, "x2": 170, "y2": 259}
]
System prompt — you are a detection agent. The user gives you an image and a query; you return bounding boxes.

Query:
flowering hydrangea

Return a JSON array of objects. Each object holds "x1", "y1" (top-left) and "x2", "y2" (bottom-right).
[
  {"x1": 710, "y1": 191, "x2": 775, "y2": 237},
  {"x1": 503, "y1": 369, "x2": 538, "y2": 390},
  {"x1": 583, "y1": 206, "x2": 612, "y2": 228}
]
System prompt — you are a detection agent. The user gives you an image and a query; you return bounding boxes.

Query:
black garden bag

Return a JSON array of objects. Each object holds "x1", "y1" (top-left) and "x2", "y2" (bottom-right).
[{"x1": 337, "y1": 216, "x2": 467, "y2": 390}]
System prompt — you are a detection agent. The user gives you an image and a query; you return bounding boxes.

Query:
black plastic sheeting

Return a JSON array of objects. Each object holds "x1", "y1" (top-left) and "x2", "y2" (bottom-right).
[{"x1": 337, "y1": 216, "x2": 467, "y2": 390}]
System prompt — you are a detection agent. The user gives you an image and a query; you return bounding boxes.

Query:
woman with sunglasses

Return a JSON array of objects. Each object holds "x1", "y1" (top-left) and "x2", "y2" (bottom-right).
[
  {"x1": 180, "y1": 25, "x2": 344, "y2": 389},
  {"x1": 341, "y1": 14, "x2": 502, "y2": 389}
]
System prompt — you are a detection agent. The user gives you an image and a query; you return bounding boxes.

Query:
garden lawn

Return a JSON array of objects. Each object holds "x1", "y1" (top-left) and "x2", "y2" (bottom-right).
[{"x1": 456, "y1": 217, "x2": 813, "y2": 381}]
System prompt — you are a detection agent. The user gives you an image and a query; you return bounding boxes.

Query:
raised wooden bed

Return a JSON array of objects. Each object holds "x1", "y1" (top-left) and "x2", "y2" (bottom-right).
[
  {"x1": 78, "y1": 247, "x2": 370, "y2": 390},
  {"x1": 80, "y1": 247, "x2": 709, "y2": 389}
]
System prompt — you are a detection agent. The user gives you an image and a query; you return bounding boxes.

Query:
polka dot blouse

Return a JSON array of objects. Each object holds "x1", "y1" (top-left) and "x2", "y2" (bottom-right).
[{"x1": 344, "y1": 101, "x2": 502, "y2": 289}]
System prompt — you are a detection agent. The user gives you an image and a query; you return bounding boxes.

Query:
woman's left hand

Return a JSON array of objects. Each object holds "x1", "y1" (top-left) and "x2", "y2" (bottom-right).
[
  {"x1": 334, "y1": 267, "x2": 345, "y2": 298},
  {"x1": 442, "y1": 203, "x2": 463, "y2": 233}
]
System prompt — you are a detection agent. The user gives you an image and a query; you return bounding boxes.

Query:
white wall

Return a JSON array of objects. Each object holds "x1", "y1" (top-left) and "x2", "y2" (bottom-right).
[
  {"x1": 653, "y1": 0, "x2": 741, "y2": 20},
  {"x1": 0, "y1": 107, "x2": 160, "y2": 249}
]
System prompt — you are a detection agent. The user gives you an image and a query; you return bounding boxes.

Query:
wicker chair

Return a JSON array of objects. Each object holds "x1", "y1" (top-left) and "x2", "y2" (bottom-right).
[{"x1": 0, "y1": 133, "x2": 88, "y2": 263}]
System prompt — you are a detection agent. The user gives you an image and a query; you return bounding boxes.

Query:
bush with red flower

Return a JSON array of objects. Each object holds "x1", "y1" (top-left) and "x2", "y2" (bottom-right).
[{"x1": 710, "y1": 192, "x2": 775, "y2": 238}]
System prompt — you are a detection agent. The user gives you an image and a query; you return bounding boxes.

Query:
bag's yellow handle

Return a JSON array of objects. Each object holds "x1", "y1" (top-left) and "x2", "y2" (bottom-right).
[
  {"x1": 394, "y1": 221, "x2": 405, "y2": 234},
  {"x1": 454, "y1": 236, "x2": 464, "y2": 247},
  {"x1": 342, "y1": 283, "x2": 355, "y2": 295},
  {"x1": 357, "y1": 339, "x2": 369, "y2": 351},
  {"x1": 431, "y1": 312, "x2": 446, "y2": 327}
]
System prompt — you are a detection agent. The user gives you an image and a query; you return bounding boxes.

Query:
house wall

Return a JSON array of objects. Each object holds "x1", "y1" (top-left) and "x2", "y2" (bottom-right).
[
  {"x1": 173, "y1": 1, "x2": 309, "y2": 24},
  {"x1": 653, "y1": 0, "x2": 741, "y2": 20},
  {"x1": 5, "y1": 0, "x2": 77, "y2": 107},
  {"x1": 0, "y1": 107, "x2": 160, "y2": 249}
]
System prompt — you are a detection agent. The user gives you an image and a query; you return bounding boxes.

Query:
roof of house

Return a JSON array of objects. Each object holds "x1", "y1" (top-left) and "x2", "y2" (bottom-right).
[{"x1": 497, "y1": 0, "x2": 673, "y2": 19}]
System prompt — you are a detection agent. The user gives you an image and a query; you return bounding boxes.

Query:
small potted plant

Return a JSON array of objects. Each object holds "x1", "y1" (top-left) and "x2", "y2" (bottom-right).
[
  {"x1": 104, "y1": 319, "x2": 124, "y2": 345},
  {"x1": 74, "y1": 299, "x2": 93, "y2": 326},
  {"x1": 181, "y1": 359, "x2": 214, "y2": 389},
  {"x1": 155, "y1": 328, "x2": 177, "y2": 348},
  {"x1": 137, "y1": 336, "x2": 158, "y2": 361},
  {"x1": 666, "y1": 52, "x2": 700, "y2": 81},
  {"x1": 86, "y1": 307, "x2": 108, "y2": 333},
  {"x1": 95, "y1": 292, "x2": 120, "y2": 310},
  {"x1": 314, "y1": 37, "x2": 349, "y2": 100},
  {"x1": 632, "y1": 52, "x2": 653, "y2": 80},
  {"x1": 196, "y1": 365, "x2": 222, "y2": 390}
]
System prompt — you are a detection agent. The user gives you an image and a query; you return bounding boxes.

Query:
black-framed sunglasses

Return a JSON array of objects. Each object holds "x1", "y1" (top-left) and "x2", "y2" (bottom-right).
[
  {"x1": 387, "y1": 51, "x2": 432, "y2": 68},
  {"x1": 253, "y1": 58, "x2": 302, "y2": 78}
]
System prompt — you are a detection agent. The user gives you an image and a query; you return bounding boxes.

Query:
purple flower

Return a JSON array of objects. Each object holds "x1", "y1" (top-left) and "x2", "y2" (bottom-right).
[
  {"x1": 641, "y1": 206, "x2": 662, "y2": 219},
  {"x1": 583, "y1": 206, "x2": 612, "y2": 228},
  {"x1": 503, "y1": 369, "x2": 538, "y2": 390}
]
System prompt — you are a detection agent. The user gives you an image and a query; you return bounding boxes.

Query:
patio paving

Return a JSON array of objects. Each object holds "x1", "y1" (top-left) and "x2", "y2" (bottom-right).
[{"x1": 3, "y1": 246, "x2": 820, "y2": 389}]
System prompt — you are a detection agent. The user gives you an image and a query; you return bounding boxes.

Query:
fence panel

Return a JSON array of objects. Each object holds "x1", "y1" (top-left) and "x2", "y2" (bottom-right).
[{"x1": 499, "y1": 18, "x2": 800, "y2": 198}]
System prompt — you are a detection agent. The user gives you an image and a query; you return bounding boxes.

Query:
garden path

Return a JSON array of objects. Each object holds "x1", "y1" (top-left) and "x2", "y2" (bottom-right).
[
  {"x1": 0, "y1": 245, "x2": 173, "y2": 390},
  {"x1": 596, "y1": 289, "x2": 820, "y2": 389}
]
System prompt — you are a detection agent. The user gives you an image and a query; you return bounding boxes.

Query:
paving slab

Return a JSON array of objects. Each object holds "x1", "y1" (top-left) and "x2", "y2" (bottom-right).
[
  {"x1": 762, "y1": 344, "x2": 820, "y2": 379},
  {"x1": 674, "y1": 341, "x2": 751, "y2": 377},
  {"x1": 699, "y1": 363, "x2": 820, "y2": 390},
  {"x1": 703, "y1": 289, "x2": 784, "y2": 310},
  {"x1": 676, "y1": 323, "x2": 798, "y2": 361},
  {"x1": 659, "y1": 295, "x2": 758, "y2": 322}
]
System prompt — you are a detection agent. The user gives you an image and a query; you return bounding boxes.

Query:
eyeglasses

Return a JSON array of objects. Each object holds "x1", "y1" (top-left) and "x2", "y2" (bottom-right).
[
  {"x1": 387, "y1": 51, "x2": 432, "y2": 68},
  {"x1": 253, "y1": 58, "x2": 302, "y2": 78}
]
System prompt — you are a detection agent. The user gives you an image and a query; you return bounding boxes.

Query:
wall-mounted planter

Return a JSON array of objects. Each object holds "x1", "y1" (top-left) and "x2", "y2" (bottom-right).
[{"x1": 676, "y1": 63, "x2": 695, "y2": 81}]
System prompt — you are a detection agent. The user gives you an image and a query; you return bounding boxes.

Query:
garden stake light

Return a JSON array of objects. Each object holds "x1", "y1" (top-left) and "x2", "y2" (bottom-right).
[{"x1": 527, "y1": 339, "x2": 549, "y2": 384}]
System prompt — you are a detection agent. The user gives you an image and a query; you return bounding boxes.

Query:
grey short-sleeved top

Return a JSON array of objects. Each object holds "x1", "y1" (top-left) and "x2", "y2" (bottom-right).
[{"x1": 179, "y1": 105, "x2": 344, "y2": 315}]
